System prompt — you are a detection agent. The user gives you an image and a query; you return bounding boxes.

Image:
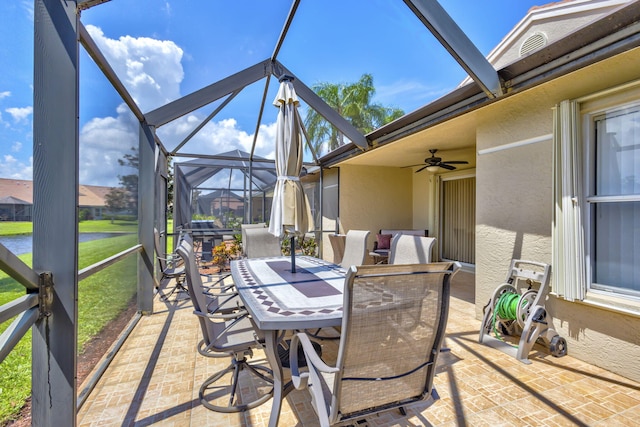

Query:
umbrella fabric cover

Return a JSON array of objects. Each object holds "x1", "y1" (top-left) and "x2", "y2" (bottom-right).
[{"x1": 269, "y1": 79, "x2": 314, "y2": 239}]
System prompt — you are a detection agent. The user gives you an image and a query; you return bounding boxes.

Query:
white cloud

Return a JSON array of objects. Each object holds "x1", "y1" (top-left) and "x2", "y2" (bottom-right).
[
  {"x1": 77, "y1": 26, "x2": 278, "y2": 186},
  {"x1": 155, "y1": 116, "x2": 276, "y2": 159},
  {"x1": 86, "y1": 25, "x2": 184, "y2": 112},
  {"x1": 163, "y1": 1, "x2": 172, "y2": 16},
  {"x1": 0, "y1": 91, "x2": 10, "y2": 99},
  {"x1": 0, "y1": 154, "x2": 32, "y2": 180},
  {"x1": 11, "y1": 141, "x2": 22, "y2": 152},
  {"x1": 79, "y1": 107, "x2": 139, "y2": 186},
  {"x1": 5, "y1": 106, "x2": 33, "y2": 123}
]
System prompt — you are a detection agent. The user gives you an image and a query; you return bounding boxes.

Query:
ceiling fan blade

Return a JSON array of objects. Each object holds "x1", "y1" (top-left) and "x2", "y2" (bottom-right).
[
  {"x1": 415, "y1": 165, "x2": 429, "y2": 173},
  {"x1": 402, "y1": 164, "x2": 426, "y2": 168},
  {"x1": 442, "y1": 160, "x2": 469, "y2": 165},
  {"x1": 439, "y1": 163, "x2": 456, "y2": 170}
]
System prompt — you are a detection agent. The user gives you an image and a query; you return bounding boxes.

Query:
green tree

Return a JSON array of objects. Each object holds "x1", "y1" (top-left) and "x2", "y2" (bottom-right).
[
  {"x1": 118, "y1": 147, "x2": 138, "y2": 214},
  {"x1": 104, "y1": 187, "x2": 128, "y2": 223},
  {"x1": 304, "y1": 73, "x2": 404, "y2": 156},
  {"x1": 167, "y1": 156, "x2": 174, "y2": 218}
]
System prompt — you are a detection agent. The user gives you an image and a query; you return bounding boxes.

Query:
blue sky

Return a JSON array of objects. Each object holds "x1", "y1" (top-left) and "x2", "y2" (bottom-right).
[{"x1": 0, "y1": 0, "x2": 544, "y2": 187}]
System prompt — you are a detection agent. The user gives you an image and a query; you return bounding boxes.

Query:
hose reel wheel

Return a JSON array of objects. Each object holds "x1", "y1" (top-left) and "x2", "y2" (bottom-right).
[
  {"x1": 491, "y1": 283, "x2": 517, "y2": 308},
  {"x1": 549, "y1": 336, "x2": 568, "y2": 357},
  {"x1": 516, "y1": 289, "x2": 538, "y2": 328}
]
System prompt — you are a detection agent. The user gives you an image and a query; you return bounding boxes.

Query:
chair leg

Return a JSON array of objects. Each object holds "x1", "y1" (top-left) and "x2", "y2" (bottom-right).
[
  {"x1": 159, "y1": 276, "x2": 189, "y2": 301},
  {"x1": 199, "y1": 354, "x2": 274, "y2": 413}
]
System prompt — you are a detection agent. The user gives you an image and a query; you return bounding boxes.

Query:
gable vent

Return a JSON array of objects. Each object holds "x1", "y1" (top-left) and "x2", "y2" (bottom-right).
[{"x1": 519, "y1": 32, "x2": 547, "y2": 57}]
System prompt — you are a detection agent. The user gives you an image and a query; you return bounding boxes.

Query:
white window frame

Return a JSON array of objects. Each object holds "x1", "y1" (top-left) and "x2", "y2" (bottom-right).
[{"x1": 553, "y1": 80, "x2": 640, "y2": 310}]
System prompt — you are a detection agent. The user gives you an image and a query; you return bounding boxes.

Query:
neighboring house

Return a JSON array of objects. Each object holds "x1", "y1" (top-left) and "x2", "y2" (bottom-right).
[
  {"x1": 0, "y1": 178, "x2": 114, "y2": 221},
  {"x1": 326, "y1": 0, "x2": 640, "y2": 382},
  {"x1": 197, "y1": 189, "x2": 245, "y2": 218},
  {"x1": 0, "y1": 196, "x2": 32, "y2": 221}
]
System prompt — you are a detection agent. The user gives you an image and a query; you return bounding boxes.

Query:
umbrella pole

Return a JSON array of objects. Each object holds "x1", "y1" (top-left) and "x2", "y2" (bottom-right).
[{"x1": 290, "y1": 235, "x2": 296, "y2": 273}]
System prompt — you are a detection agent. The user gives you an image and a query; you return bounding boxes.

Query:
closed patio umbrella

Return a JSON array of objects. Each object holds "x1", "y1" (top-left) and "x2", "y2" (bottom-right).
[{"x1": 268, "y1": 74, "x2": 314, "y2": 272}]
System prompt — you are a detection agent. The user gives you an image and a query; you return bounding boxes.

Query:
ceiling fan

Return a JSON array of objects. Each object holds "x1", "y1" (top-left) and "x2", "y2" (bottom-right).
[{"x1": 407, "y1": 149, "x2": 469, "y2": 173}]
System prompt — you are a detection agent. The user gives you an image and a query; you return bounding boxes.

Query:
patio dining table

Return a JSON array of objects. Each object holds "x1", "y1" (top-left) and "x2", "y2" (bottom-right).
[{"x1": 230, "y1": 255, "x2": 346, "y2": 427}]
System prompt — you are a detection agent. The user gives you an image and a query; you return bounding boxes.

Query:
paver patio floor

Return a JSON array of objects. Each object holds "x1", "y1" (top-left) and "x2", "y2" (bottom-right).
[{"x1": 77, "y1": 270, "x2": 640, "y2": 426}]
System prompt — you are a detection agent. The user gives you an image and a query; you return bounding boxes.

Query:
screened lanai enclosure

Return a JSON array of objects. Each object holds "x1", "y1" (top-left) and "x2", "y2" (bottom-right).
[
  {"x1": 0, "y1": 0, "x2": 520, "y2": 425},
  {"x1": 173, "y1": 149, "x2": 320, "y2": 247}
]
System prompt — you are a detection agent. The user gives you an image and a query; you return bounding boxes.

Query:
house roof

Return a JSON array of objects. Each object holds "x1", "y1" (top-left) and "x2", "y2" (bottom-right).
[
  {"x1": 0, "y1": 196, "x2": 31, "y2": 205},
  {"x1": 0, "y1": 178, "x2": 117, "y2": 207},
  {"x1": 476, "y1": 0, "x2": 632, "y2": 74},
  {"x1": 326, "y1": 0, "x2": 640, "y2": 167},
  {"x1": 0, "y1": 179, "x2": 34, "y2": 204}
]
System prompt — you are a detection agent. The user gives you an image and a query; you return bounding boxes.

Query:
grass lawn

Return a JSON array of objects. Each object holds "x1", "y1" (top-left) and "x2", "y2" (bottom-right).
[
  {"x1": 0, "y1": 233, "x2": 139, "y2": 424},
  {"x1": 0, "y1": 219, "x2": 139, "y2": 236}
]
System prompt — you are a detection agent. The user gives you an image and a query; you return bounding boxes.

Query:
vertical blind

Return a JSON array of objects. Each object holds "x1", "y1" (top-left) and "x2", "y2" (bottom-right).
[{"x1": 441, "y1": 177, "x2": 475, "y2": 264}]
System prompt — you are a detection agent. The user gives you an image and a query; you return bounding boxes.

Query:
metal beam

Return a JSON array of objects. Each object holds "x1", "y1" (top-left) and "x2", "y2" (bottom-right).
[
  {"x1": 271, "y1": 0, "x2": 301, "y2": 61},
  {"x1": 403, "y1": 0, "x2": 503, "y2": 98},
  {"x1": 171, "y1": 90, "x2": 240, "y2": 155},
  {"x1": 250, "y1": 75, "x2": 272, "y2": 160},
  {"x1": 273, "y1": 61, "x2": 369, "y2": 150},
  {"x1": 77, "y1": 0, "x2": 111, "y2": 11},
  {"x1": 0, "y1": 243, "x2": 39, "y2": 291},
  {"x1": 79, "y1": 23, "x2": 145, "y2": 121},
  {"x1": 146, "y1": 59, "x2": 273, "y2": 127},
  {"x1": 138, "y1": 123, "x2": 156, "y2": 314},
  {"x1": 32, "y1": 1, "x2": 79, "y2": 425}
]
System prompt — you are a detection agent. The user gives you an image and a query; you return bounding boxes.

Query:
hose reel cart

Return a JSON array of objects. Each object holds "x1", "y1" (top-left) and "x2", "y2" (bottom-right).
[{"x1": 479, "y1": 259, "x2": 567, "y2": 364}]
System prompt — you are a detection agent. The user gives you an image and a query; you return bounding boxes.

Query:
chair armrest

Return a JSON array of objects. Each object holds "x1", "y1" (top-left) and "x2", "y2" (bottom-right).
[
  {"x1": 192, "y1": 308, "x2": 248, "y2": 320},
  {"x1": 289, "y1": 332, "x2": 338, "y2": 390}
]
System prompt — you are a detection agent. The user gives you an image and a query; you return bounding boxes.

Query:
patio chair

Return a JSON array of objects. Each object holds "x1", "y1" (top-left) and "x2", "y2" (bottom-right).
[
  {"x1": 243, "y1": 226, "x2": 281, "y2": 258},
  {"x1": 289, "y1": 262, "x2": 459, "y2": 426},
  {"x1": 153, "y1": 227, "x2": 187, "y2": 300},
  {"x1": 328, "y1": 233, "x2": 346, "y2": 264},
  {"x1": 241, "y1": 222, "x2": 266, "y2": 256},
  {"x1": 175, "y1": 237, "x2": 273, "y2": 413},
  {"x1": 339, "y1": 229, "x2": 370, "y2": 269},
  {"x1": 388, "y1": 234, "x2": 436, "y2": 264}
]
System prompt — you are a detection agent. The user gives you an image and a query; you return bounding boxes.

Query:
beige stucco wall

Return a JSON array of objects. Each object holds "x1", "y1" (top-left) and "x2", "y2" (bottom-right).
[
  {"x1": 337, "y1": 165, "x2": 414, "y2": 254},
  {"x1": 474, "y1": 48, "x2": 640, "y2": 382},
  {"x1": 326, "y1": 47, "x2": 640, "y2": 382}
]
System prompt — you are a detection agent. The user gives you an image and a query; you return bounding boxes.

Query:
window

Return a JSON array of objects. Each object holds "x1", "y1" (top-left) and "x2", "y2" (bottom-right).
[
  {"x1": 553, "y1": 81, "x2": 640, "y2": 304},
  {"x1": 586, "y1": 105, "x2": 640, "y2": 297}
]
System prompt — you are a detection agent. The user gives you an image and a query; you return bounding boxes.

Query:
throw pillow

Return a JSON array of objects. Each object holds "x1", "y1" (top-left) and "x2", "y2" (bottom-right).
[{"x1": 377, "y1": 233, "x2": 392, "y2": 250}]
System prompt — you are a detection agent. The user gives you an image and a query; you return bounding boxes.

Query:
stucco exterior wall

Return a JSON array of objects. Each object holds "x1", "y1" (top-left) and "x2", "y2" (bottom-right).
[
  {"x1": 412, "y1": 172, "x2": 431, "y2": 232},
  {"x1": 474, "y1": 50, "x2": 640, "y2": 382},
  {"x1": 338, "y1": 165, "x2": 414, "y2": 252}
]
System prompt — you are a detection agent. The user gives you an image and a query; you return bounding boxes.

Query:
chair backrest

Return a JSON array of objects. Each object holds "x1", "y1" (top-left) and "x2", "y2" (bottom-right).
[
  {"x1": 241, "y1": 223, "x2": 267, "y2": 256},
  {"x1": 153, "y1": 227, "x2": 167, "y2": 271},
  {"x1": 331, "y1": 262, "x2": 458, "y2": 423},
  {"x1": 328, "y1": 234, "x2": 346, "y2": 265},
  {"x1": 244, "y1": 227, "x2": 281, "y2": 258},
  {"x1": 388, "y1": 234, "x2": 436, "y2": 264},
  {"x1": 176, "y1": 237, "x2": 218, "y2": 347},
  {"x1": 339, "y1": 230, "x2": 370, "y2": 268}
]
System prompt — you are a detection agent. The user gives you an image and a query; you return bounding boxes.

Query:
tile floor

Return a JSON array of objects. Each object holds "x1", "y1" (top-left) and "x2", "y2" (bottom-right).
[{"x1": 77, "y1": 271, "x2": 640, "y2": 426}]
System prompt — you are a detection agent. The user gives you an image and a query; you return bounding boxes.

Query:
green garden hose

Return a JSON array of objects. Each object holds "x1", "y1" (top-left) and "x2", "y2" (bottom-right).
[{"x1": 492, "y1": 291, "x2": 527, "y2": 340}]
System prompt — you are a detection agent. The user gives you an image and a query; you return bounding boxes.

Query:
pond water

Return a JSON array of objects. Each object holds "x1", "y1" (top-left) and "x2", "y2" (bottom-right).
[{"x1": 0, "y1": 233, "x2": 130, "y2": 255}]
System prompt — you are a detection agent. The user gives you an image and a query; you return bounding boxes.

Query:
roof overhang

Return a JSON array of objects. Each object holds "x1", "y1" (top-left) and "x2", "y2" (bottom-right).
[{"x1": 320, "y1": 0, "x2": 640, "y2": 168}]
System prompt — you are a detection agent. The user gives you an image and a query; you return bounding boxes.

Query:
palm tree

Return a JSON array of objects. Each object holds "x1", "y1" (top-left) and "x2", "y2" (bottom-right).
[{"x1": 304, "y1": 74, "x2": 404, "y2": 156}]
